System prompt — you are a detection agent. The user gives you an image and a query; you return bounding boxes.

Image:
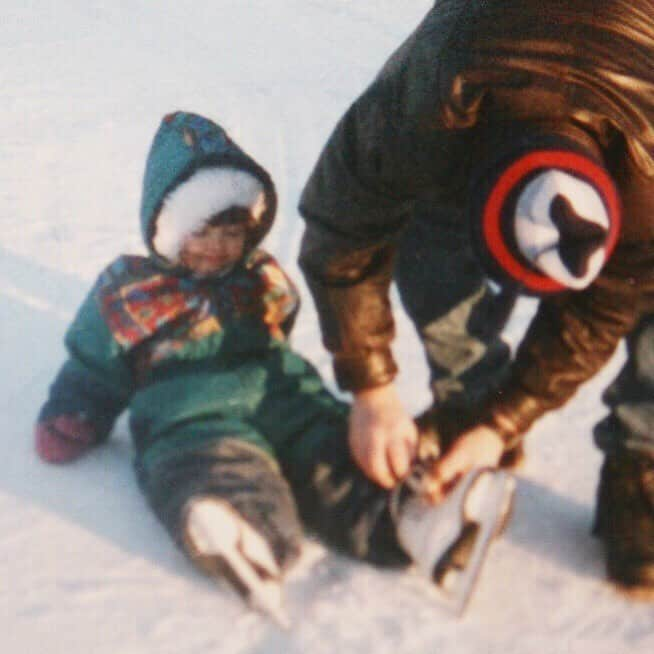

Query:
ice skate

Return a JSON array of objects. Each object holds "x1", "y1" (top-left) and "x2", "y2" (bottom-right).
[
  {"x1": 394, "y1": 467, "x2": 515, "y2": 616},
  {"x1": 183, "y1": 496, "x2": 291, "y2": 628}
]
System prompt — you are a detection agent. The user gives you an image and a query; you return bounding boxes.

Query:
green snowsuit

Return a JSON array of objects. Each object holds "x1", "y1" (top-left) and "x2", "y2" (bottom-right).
[{"x1": 38, "y1": 112, "x2": 406, "y2": 571}]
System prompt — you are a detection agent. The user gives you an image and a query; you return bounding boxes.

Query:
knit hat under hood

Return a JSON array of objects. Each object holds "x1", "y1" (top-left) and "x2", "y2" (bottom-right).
[
  {"x1": 140, "y1": 112, "x2": 277, "y2": 267},
  {"x1": 470, "y1": 131, "x2": 621, "y2": 295}
]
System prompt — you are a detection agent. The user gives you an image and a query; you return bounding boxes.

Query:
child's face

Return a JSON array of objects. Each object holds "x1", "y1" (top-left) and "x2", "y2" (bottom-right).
[{"x1": 179, "y1": 222, "x2": 247, "y2": 275}]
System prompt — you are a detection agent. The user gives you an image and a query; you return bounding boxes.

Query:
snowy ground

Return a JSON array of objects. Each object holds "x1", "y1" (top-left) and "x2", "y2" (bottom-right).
[{"x1": 2, "y1": 2, "x2": 654, "y2": 653}]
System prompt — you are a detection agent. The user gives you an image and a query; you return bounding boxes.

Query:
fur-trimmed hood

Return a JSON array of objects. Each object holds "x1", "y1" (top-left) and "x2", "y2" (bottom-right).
[{"x1": 140, "y1": 112, "x2": 277, "y2": 267}]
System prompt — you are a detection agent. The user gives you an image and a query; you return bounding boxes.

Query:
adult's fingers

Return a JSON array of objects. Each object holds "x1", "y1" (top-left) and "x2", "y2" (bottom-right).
[
  {"x1": 386, "y1": 440, "x2": 411, "y2": 482},
  {"x1": 434, "y1": 444, "x2": 470, "y2": 487},
  {"x1": 386, "y1": 430, "x2": 418, "y2": 482},
  {"x1": 421, "y1": 446, "x2": 469, "y2": 503},
  {"x1": 348, "y1": 423, "x2": 397, "y2": 489}
]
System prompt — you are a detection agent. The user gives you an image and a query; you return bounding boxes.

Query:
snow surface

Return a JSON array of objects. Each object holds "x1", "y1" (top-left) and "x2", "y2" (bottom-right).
[{"x1": 2, "y1": 2, "x2": 653, "y2": 652}]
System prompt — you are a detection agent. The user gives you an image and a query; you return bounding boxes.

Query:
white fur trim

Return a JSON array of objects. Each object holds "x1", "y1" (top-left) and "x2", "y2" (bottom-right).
[{"x1": 153, "y1": 167, "x2": 267, "y2": 261}]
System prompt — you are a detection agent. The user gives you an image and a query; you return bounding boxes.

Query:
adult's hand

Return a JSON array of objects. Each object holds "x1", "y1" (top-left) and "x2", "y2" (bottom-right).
[
  {"x1": 424, "y1": 424, "x2": 505, "y2": 502},
  {"x1": 349, "y1": 383, "x2": 418, "y2": 488}
]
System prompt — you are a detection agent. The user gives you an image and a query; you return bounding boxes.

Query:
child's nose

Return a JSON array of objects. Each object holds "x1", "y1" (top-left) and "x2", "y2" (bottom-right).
[{"x1": 205, "y1": 240, "x2": 227, "y2": 255}]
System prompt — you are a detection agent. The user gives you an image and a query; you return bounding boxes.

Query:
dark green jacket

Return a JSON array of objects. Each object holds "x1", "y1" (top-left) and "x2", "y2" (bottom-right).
[
  {"x1": 39, "y1": 112, "x2": 348, "y2": 472},
  {"x1": 299, "y1": 0, "x2": 654, "y2": 446}
]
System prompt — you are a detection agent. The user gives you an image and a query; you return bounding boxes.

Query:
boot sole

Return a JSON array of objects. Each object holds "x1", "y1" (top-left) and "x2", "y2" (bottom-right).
[
  {"x1": 613, "y1": 581, "x2": 654, "y2": 602},
  {"x1": 608, "y1": 561, "x2": 654, "y2": 602}
]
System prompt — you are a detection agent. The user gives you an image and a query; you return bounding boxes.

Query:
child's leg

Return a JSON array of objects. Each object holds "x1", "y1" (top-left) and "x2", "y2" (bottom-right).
[
  {"x1": 246, "y1": 346, "x2": 410, "y2": 567},
  {"x1": 138, "y1": 436, "x2": 304, "y2": 576},
  {"x1": 266, "y1": 350, "x2": 514, "y2": 595},
  {"x1": 283, "y1": 426, "x2": 516, "y2": 606},
  {"x1": 281, "y1": 423, "x2": 411, "y2": 568}
]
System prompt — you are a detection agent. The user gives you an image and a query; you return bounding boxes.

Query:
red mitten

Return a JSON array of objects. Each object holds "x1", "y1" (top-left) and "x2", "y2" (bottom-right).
[{"x1": 35, "y1": 415, "x2": 98, "y2": 463}]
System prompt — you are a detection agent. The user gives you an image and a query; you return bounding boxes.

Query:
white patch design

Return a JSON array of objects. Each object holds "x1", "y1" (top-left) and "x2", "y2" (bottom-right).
[{"x1": 513, "y1": 170, "x2": 609, "y2": 289}]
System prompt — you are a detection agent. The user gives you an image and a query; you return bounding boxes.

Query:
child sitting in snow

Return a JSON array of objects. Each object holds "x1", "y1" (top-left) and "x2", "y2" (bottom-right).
[{"x1": 34, "y1": 112, "x2": 509, "y2": 622}]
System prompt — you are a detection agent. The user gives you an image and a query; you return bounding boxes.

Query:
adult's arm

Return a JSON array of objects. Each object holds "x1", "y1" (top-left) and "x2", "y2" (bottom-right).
[
  {"x1": 480, "y1": 244, "x2": 645, "y2": 449},
  {"x1": 299, "y1": 4, "x2": 474, "y2": 391},
  {"x1": 425, "y1": 243, "x2": 645, "y2": 496}
]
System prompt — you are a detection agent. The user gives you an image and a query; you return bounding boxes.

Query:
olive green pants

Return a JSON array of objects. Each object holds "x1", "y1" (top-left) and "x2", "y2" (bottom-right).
[{"x1": 395, "y1": 200, "x2": 517, "y2": 409}]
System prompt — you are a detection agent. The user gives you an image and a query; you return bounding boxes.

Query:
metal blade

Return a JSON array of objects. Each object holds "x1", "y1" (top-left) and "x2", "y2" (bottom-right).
[
  {"x1": 437, "y1": 470, "x2": 516, "y2": 616},
  {"x1": 220, "y1": 544, "x2": 291, "y2": 629}
]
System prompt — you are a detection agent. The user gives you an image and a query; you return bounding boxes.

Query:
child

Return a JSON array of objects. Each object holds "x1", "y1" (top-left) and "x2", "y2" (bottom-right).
[{"x1": 35, "y1": 112, "x2": 511, "y2": 622}]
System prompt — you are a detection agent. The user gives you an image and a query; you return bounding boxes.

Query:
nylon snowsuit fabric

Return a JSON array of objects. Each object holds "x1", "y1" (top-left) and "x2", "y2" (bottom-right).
[{"x1": 38, "y1": 112, "x2": 408, "y2": 569}]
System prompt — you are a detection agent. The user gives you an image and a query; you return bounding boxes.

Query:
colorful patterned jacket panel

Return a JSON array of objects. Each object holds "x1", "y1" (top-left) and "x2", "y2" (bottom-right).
[
  {"x1": 39, "y1": 249, "x2": 300, "y2": 438},
  {"x1": 98, "y1": 249, "x2": 300, "y2": 374}
]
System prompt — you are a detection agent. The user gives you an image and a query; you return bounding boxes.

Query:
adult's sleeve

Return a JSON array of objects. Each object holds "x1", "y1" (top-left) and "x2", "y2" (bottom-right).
[
  {"x1": 299, "y1": 4, "x2": 474, "y2": 391},
  {"x1": 479, "y1": 244, "x2": 644, "y2": 449}
]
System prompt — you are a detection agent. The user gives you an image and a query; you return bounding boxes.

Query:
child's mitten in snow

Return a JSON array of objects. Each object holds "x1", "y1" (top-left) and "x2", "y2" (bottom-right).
[{"x1": 35, "y1": 415, "x2": 98, "y2": 463}]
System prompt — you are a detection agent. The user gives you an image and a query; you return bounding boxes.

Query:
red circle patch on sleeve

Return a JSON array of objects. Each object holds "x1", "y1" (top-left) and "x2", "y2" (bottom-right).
[{"x1": 481, "y1": 150, "x2": 621, "y2": 294}]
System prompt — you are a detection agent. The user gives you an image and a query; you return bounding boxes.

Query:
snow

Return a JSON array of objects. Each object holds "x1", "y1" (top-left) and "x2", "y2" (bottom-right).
[{"x1": 2, "y1": 1, "x2": 653, "y2": 652}]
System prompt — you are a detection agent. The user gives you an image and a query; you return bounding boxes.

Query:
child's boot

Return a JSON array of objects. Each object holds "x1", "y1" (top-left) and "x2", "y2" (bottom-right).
[
  {"x1": 153, "y1": 438, "x2": 305, "y2": 627},
  {"x1": 392, "y1": 466, "x2": 515, "y2": 615},
  {"x1": 182, "y1": 496, "x2": 291, "y2": 627}
]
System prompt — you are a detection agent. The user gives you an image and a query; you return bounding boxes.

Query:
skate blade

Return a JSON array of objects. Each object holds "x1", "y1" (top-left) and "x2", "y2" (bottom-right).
[
  {"x1": 217, "y1": 544, "x2": 291, "y2": 628},
  {"x1": 434, "y1": 469, "x2": 516, "y2": 617},
  {"x1": 185, "y1": 498, "x2": 292, "y2": 628}
]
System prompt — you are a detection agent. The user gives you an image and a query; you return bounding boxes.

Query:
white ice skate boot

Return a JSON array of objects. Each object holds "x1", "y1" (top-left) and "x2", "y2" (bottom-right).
[
  {"x1": 393, "y1": 467, "x2": 515, "y2": 616},
  {"x1": 183, "y1": 496, "x2": 290, "y2": 627}
]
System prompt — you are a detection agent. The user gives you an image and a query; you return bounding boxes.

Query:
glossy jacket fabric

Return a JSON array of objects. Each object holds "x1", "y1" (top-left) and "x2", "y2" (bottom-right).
[{"x1": 299, "y1": 0, "x2": 654, "y2": 446}]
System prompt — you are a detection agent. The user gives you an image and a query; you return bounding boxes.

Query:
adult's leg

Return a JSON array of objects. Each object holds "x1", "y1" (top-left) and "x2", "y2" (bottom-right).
[
  {"x1": 394, "y1": 198, "x2": 517, "y2": 409},
  {"x1": 593, "y1": 315, "x2": 654, "y2": 595}
]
